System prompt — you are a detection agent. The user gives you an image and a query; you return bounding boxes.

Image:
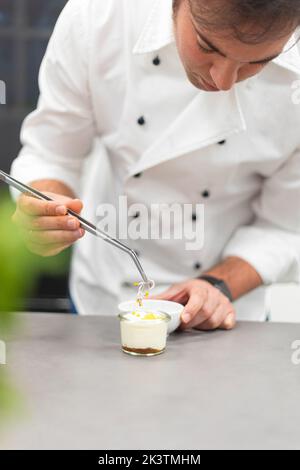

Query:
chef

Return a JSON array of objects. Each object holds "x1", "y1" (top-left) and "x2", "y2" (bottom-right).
[{"x1": 11, "y1": 0, "x2": 300, "y2": 330}]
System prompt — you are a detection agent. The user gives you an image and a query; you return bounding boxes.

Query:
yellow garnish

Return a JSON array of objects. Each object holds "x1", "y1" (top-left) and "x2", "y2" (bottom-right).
[
  {"x1": 143, "y1": 313, "x2": 160, "y2": 320},
  {"x1": 134, "y1": 279, "x2": 154, "y2": 309}
]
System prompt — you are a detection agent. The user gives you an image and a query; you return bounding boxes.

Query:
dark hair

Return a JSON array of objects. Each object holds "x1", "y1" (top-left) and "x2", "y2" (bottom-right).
[{"x1": 173, "y1": 0, "x2": 300, "y2": 44}]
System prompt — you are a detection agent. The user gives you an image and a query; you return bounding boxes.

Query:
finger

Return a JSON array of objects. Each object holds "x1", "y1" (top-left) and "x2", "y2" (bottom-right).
[
  {"x1": 18, "y1": 192, "x2": 83, "y2": 217},
  {"x1": 186, "y1": 289, "x2": 222, "y2": 329},
  {"x1": 22, "y1": 227, "x2": 85, "y2": 246},
  {"x1": 13, "y1": 210, "x2": 81, "y2": 232},
  {"x1": 187, "y1": 298, "x2": 222, "y2": 330},
  {"x1": 201, "y1": 290, "x2": 220, "y2": 317},
  {"x1": 18, "y1": 194, "x2": 68, "y2": 217},
  {"x1": 31, "y1": 191, "x2": 83, "y2": 213},
  {"x1": 44, "y1": 193, "x2": 83, "y2": 214},
  {"x1": 220, "y1": 311, "x2": 236, "y2": 330},
  {"x1": 195, "y1": 303, "x2": 228, "y2": 331},
  {"x1": 31, "y1": 215, "x2": 80, "y2": 232},
  {"x1": 181, "y1": 290, "x2": 207, "y2": 326}
]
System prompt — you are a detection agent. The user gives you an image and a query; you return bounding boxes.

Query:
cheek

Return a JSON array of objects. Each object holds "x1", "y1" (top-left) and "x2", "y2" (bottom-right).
[
  {"x1": 238, "y1": 64, "x2": 266, "y2": 81},
  {"x1": 177, "y1": 37, "x2": 210, "y2": 75},
  {"x1": 175, "y1": 16, "x2": 208, "y2": 72}
]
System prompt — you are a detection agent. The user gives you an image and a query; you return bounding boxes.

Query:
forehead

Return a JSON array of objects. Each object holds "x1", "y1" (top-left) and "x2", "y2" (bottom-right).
[
  {"x1": 187, "y1": 0, "x2": 294, "y2": 60},
  {"x1": 188, "y1": 0, "x2": 295, "y2": 40}
]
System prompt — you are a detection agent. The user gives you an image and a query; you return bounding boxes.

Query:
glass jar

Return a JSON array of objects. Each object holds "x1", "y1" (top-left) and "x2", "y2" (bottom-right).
[{"x1": 118, "y1": 309, "x2": 171, "y2": 356}]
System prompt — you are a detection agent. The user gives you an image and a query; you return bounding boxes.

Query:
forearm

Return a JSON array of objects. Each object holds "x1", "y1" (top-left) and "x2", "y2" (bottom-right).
[
  {"x1": 204, "y1": 256, "x2": 263, "y2": 301},
  {"x1": 29, "y1": 179, "x2": 76, "y2": 199}
]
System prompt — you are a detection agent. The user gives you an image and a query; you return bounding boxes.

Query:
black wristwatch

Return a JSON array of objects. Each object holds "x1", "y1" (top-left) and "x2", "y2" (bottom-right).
[{"x1": 198, "y1": 275, "x2": 233, "y2": 302}]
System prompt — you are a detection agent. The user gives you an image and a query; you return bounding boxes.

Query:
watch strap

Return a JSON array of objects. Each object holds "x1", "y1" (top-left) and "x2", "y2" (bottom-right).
[{"x1": 198, "y1": 275, "x2": 233, "y2": 302}]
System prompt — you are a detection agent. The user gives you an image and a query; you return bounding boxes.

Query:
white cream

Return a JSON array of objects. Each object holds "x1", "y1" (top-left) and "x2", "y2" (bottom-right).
[{"x1": 119, "y1": 310, "x2": 169, "y2": 353}]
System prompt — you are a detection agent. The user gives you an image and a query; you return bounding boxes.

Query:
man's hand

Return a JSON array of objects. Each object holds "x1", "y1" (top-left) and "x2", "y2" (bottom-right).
[
  {"x1": 151, "y1": 279, "x2": 236, "y2": 331},
  {"x1": 12, "y1": 191, "x2": 85, "y2": 257}
]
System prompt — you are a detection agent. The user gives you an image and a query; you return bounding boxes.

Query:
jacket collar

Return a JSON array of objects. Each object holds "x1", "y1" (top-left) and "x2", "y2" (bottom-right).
[
  {"x1": 131, "y1": 0, "x2": 246, "y2": 174},
  {"x1": 129, "y1": 86, "x2": 247, "y2": 176},
  {"x1": 132, "y1": 0, "x2": 175, "y2": 54},
  {"x1": 272, "y1": 32, "x2": 300, "y2": 75}
]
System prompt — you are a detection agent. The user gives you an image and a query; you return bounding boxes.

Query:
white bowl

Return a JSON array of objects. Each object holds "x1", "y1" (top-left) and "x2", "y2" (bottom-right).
[{"x1": 118, "y1": 299, "x2": 184, "y2": 334}]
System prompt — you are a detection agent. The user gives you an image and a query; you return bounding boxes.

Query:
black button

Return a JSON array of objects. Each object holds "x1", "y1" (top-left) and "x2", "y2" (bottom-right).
[
  {"x1": 121, "y1": 281, "x2": 132, "y2": 287},
  {"x1": 137, "y1": 116, "x2": 146, "y2": 126},
  {"x1": 153, "y1": 56, "x2": 161, "y2": 66},
  {"x1": 192, "y1": 213, "x2": 197, "y2": 221},
  {"x1": 202, "y1": 190, "x2": 210, "y2": 198},
  {"x1": 218, "y1": 140, "x2": 226, "y2": 145},
  {"x1": 194, "y1": 262, "x2": 202, "y2": 270},
  {"x1": 134, "y1": 172, "x2": 143, "y2": 178},
  {"x1": 132, "y1": 212, "x2": 140, "y2": 219}
]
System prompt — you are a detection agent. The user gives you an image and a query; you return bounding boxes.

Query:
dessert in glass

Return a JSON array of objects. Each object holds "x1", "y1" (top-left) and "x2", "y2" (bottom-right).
[{"x1": 119, "y1": 308, "x2": 171, "y2": 356}]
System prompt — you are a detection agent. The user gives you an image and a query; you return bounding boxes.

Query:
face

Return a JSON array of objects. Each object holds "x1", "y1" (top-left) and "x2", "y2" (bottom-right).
[{"x1": 173, "y1": 0, "x2": 294, "y2": 92}]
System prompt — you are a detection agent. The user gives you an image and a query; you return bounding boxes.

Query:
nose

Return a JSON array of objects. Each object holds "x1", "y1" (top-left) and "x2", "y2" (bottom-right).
[{"x1": 210, "y1": 59, "x2": 239, "y2": 91}]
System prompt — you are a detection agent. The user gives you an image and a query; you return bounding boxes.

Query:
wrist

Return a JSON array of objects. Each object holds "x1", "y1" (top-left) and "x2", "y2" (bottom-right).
[
  {"x1": 197, "y1": 275, "x2": 233, "y2": 302},
  {"x1": 202, "y1": 257, "x2": 263, "y2": 301}
]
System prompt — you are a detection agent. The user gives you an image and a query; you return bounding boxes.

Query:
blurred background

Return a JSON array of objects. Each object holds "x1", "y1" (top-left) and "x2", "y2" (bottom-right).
[{"x1": 0, "y1": 0, "x2": 70, "y2": 313}]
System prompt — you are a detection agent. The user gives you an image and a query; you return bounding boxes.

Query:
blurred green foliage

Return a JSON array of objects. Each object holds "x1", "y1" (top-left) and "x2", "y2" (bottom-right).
[
  {"x1": 0, "y1": 370, "x2": 22, "y2": 423},
  {"x1": 0, "y1": 189, "x2": 69, "y2": 420}
]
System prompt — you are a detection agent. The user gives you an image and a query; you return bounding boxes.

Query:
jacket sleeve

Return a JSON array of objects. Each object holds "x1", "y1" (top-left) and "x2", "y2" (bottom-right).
[
  {"x1": 222, "y1": 148, "x2": 300, "y2": 284},
  {"x1": 10, "y1": 0, "x2": 95, "y2": 198}
]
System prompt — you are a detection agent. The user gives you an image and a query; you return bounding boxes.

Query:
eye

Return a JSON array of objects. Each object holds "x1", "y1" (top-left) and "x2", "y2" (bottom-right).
[
  {"x1": 197, "y1": 42, "x2": 214, "y2": 54},
  {"x1": 196, "y1": 36, "x2": 214, "y2": 54},
  {"x1": 248, "y1": 60, "x2": 270, "y2": 68}
]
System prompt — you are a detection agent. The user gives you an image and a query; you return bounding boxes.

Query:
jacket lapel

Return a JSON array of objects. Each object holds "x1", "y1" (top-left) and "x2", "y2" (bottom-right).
[{"x1": 130, "y1": 86, "x2": 247, "y2": 175}]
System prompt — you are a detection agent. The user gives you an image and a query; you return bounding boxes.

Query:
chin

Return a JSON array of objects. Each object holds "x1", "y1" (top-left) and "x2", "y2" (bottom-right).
[
  {"x1": 187, "y1": 73, "x2": 203, "y2": 90},
  {"x1": 185, "y1": 69, "x2": 218, "y2": 92},
  {"x1": 188, "y1": 75, "x2": 219, "y2": 92}
]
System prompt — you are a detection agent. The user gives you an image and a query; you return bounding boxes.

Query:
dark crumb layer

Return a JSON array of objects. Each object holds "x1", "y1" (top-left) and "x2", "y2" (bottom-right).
[{"x1": 122, "y1": 346, "x2": 163, "y2": 355}]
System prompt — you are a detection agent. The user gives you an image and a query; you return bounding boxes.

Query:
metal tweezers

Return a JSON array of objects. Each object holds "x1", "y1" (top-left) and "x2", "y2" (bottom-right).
[{"x1": 0, "y1": 169, "x2": 152, "y2": 285}]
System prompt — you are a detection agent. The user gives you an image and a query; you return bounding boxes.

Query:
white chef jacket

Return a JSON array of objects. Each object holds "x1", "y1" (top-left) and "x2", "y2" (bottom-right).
[{"x1": 10, "y1": 0, "x2": 300, "y2": 321}]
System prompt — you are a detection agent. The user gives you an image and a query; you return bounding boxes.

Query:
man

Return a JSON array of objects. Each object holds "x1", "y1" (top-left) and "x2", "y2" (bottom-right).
[{"x1": 11, "y1": 0, "x2": 300, "y2": 330}]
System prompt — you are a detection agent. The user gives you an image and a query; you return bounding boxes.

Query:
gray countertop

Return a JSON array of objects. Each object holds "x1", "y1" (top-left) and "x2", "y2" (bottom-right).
[{"x1": 1, "y1": 313, "x2": 300, "y2": 450}]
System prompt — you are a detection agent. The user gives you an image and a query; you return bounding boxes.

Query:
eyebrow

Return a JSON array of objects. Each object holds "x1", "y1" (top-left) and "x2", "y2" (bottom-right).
[{"x1": 195, "y1": 29, "x2": 281, "y2": 65}]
